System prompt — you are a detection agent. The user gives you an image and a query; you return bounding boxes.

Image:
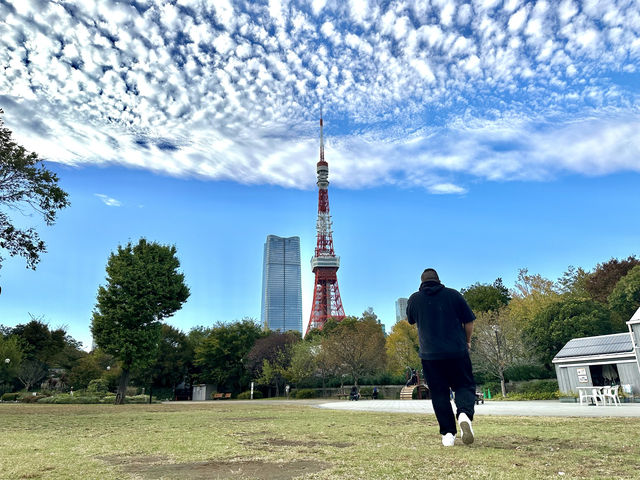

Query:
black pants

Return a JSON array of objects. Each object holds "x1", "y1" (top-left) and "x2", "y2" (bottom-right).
[{"x1": 421, "y1": 354, "x2": 475, "y2": 435}]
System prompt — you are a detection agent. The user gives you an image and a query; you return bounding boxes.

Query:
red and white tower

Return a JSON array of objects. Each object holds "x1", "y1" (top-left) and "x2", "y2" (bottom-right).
[{"x1": 306, "y1": 112, "x2": 346, "y2": 335}]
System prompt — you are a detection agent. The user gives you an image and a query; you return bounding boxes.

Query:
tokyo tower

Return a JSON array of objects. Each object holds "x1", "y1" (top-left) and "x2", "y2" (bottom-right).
[{"x1": 306, "y1": 111, "x2": 346, "y2": 335}]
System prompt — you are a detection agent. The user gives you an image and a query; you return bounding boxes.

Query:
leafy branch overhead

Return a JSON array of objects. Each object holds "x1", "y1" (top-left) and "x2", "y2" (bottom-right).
[{"x1": 0, "y1": 108, "x2": 70, "y2": 270}]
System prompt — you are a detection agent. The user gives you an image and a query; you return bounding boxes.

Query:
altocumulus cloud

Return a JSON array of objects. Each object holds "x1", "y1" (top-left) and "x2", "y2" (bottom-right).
[{"x1": 1, "y1": 0, "x2": 639, "y2": 193}]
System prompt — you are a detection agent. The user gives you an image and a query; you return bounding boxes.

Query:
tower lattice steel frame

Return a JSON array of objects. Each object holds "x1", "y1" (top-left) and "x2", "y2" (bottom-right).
[{"x1": 306, "y1": 111, "x2": 345, "y2": 335}]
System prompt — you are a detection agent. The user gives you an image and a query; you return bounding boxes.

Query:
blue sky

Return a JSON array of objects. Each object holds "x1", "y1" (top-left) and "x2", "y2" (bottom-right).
[{"x1": 1, "y1": 0, "x2": 640, "y2": 348}]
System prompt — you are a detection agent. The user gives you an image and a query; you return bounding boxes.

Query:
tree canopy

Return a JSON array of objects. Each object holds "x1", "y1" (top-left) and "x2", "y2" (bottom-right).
[
  {"x1": 462, "y1": 278, "x2": 511, "y2": 313},
  {"x1": 321, "y1": 316, "x2": 386, "y2": 386},
  {"x1": 194, "y1": 318, "x2": 263, "y2": 392},
  {"x1": 91, "y1": 238, "x2": 190, "y2": 403},
  {"x1": 0, "y1": 108, "x2": 70, "y2": 271},
  {"x1": 608, "y1": 265, "x2": 640, "y2": 329},
  {"x1": 526, "y1": 298, "x2": 612, "y2": 366},
  {"x1": 585, "y1": 256, "x2": 640, "y2": 304},
  {"x1": 385, "y1": 320, "x2": 419, "y2": 375}
]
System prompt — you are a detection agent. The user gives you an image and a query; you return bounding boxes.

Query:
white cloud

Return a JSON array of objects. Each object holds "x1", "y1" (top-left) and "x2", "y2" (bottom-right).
[
  {"x1": 0, "y1": 0, "x2": 639, "y2": 195},
  {"x1": 94, "y1": 194, "x2": 122, "y2": 207}
]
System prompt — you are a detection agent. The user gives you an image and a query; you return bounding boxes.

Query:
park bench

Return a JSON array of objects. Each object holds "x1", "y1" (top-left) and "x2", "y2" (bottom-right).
[
  {"x1": 212, "y1": 393, "x2": 224, "y2": 400},
  {"x1": 222, "y1": 393, "x2": 232, "y2": 399}
]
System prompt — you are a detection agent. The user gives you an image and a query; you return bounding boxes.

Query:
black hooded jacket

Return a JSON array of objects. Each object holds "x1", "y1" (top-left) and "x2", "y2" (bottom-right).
[{"x1": 406, "y1": 281, "x2": 475, "y2": 360}]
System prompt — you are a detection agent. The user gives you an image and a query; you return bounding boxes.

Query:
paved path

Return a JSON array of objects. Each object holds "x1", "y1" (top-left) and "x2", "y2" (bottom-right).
[{"x1": 316, "y1": 399, "x2": 640, "y2": 417}]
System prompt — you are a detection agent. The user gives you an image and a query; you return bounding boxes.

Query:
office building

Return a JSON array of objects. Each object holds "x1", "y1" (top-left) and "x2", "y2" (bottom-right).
[
  {"x1": 395, "y1": 297, "x2": 408, "y2": 323},
  {"x1": 261, "y1": 235, "x2": 302, "y2": 333}
]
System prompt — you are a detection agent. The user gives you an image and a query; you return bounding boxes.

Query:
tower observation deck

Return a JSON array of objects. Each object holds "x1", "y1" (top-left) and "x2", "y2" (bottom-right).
[{"x1": 306, "y1": 112, "x2": 346, "y2": 335}]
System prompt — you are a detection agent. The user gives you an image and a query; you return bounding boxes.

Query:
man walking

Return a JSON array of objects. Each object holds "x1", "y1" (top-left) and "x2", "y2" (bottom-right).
[{"x1": 406, "y1": 268, "x2": 476, "y2": 447}]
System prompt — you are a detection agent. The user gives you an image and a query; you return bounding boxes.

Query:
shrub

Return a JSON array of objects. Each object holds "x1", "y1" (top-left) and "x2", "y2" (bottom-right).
[
  {"x1": 37, "y1": 394, "x2": 104, "y2": 404},
  {"x1": 2, "y1": 392, "x2": 19, "y2": 402},
  {"x1": 505, "y1": 364, "x2": 556, "y2": 381},
  {"x1": 125, "y1": 395, "x2": 154, "y2": 404},
  {"x1": 237, "y1": 391, "x2": 263, "y2": 399},
  {"x1": 87, "y1": 379, "x2": 109, "y2": 395},
  {"x1": 20, "y1": 393, "x2": 48, "y2": 403},
  {"x1": 359, "y1": 387, "x2": 373, "y2": 396},
  {"x1": 293, "y1": 389, "x2": 316, "y2": 399},
  {"x1": 501, "y1": 391, "x2": 560, "y2": 401},
  {"x1": 126, "y1": 386, "x2": 139, "y2": 397},
  {"x1": 513, "y1": 379, "x2": 559, "y2": 394}
]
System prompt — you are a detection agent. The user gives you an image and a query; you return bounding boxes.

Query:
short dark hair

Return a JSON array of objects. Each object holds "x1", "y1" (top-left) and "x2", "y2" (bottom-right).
[{"x1": 421, "y1": 268, "x2": 440, "y2": 283}]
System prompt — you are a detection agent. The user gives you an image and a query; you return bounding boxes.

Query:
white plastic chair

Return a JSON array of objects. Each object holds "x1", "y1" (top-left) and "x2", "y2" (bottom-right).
[
  {"x1": 602, "y1": 385, "x2": 621, "y2": 406},
  {"x1": 579, "y1": 387, "x2": 600, "y2": 406}
]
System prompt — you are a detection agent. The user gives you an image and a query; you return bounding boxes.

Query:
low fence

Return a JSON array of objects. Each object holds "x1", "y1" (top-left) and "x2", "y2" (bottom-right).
[{"x1": 291, "y1": 385, "x2": 405, "y2": 399}]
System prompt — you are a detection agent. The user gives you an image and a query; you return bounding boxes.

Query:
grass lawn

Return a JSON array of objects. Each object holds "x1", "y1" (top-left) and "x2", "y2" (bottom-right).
[{"x1": 1, "y1": 401, "x2": 639, "y2": 479}]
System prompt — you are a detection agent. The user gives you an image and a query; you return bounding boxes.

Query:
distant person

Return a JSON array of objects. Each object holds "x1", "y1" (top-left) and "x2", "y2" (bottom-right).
[
  {"x1": 406, "y1": 368, "x2": 418, "y2": 386},
  {"x1": 285, "y1": 384, "x2": 290, "y2": 398},
  {"x1": 372, "y1": 387, "x2": 379, "y2": 399},
  {"x1": 350, "y1": 385, "x2": 359, "y2": 401},
  {"x1": 406, "y1": 268, "x2": 476, "y2": 447}
]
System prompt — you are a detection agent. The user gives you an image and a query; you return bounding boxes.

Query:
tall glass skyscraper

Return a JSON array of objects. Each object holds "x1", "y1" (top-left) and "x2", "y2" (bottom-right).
[
  {"x1": 261, "y1": 235, "x2": 302, "y2": 333},
  {"x1": 395, "y1": 297, "x2": 408, "y2": 323}
]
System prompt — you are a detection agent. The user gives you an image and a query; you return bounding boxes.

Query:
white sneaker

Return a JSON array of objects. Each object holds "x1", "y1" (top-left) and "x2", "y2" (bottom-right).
[
  {"x1": 458, "y1": 413, "x2": 474, "y2": 445},
  {"x1": 441, "y1": 432, "x2": 455, "y2": 447}
]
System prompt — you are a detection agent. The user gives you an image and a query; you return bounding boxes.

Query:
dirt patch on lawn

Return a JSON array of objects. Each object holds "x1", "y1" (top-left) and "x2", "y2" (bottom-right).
[
  {"x1": 99, "y1": 455, "x2": 328, "y2": 479},
  {"x1": 264, "y1": 438, "x2": 352, "y2": 448}
]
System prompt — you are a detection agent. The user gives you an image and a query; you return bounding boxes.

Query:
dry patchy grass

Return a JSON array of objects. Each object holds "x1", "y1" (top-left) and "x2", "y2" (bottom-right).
[{"x1": 0, "y1": 402, "x2": 639, "y2": 479}]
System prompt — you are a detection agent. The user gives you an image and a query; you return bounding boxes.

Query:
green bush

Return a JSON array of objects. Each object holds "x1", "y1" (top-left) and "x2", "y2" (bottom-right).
[
  {"x1": 2, "y1": 392, "x2": 19, "y2": 402},
  {"x1": 237, "y1": 391, "x2": 263, "y2": 399},
  {"x1": 513, "y1": 379, "x2": 559, "y2": 394},
  {"x1": 87, "y1": 379, "x2": 109, "y2": 395},
  {"x1": 293, "y1": 389, "x2": 316, "y2": 399},
  {"x1": 125, "y1": 394, "x2": 154, "y2": 404},
  {"x1": 359, "y1": 387, "x2": 373, "y2": 396},
  {"x1": 505, "y1": 364, "x2": 556, "y2": 381},
  {"x1": 501, "y1": 391, "x2": 560, "y2": 401},
  {"x1": 37, "y1": 394, "x2": 104, "y2": 404}
]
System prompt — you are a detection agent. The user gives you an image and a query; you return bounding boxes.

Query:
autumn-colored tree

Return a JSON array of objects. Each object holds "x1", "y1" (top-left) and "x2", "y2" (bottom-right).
[
  {"x1": 585, "y1": 256, "x2": 640, "y2": 304},
  {"x1": 322, "y1": 316, "x2": 386, "y2": 386},
  {"x1": 385, "y1": 320, "x2": 420, "y2": 375},
  {"x1": 509, "y1": 268, "x2": 560, "y2": 329}
]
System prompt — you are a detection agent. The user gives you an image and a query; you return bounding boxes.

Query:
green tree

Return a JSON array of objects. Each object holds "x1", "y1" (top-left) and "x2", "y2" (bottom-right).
[
  {"x1": 246, "y1": 331, "x2": 299, "y2": 395},
  {"x1": 0, "y1": 108, "x2": 70, "y2": 271},
  {"x1": 526, "y1": 298, "x2": 612, "y2": 366},
  {"x1": 608, "y1": 265, "x2": 640, "y2": 330},
  {"x1": 285, "y1": 340, "x2": 318, "y2": 385},
  {"x1": 0, "y1": 335, "x2": 23, "y2": 390},
  {"x1": 471, "y1": 308, "x2": 532, "y2": 397},
  {"x1": 91, "y1": 239, "x2": 190, "y2": 404},
  {"x1": 385, "y1": 320, "x2": 420, "y2": 375},
  {"x1": 148, "y1": 325, "x2": 194, "y2": 396},
  {"x1": 68, "y1": 349, "x2": 114, "y2": 391},
  {"x1": 8, "y1": 316, "x2": 84, "y2": 369},
  {"x1": 194, "y1": 318, "x2": 263, "y2": 392},
  {"x1": 585, "y1": 256, "x2": 640, "y2": 304},
  {"x1": 462, "y1": 278, "x2": 511, "y2": 313},
  {"x1": 556, "y1": 265, "x2": 589, "y2": 299}
]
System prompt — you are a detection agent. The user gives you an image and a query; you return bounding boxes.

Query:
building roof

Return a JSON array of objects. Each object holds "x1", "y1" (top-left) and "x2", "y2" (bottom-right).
[
  {"x1": 553, "y1": 332, "x2": 634, "y2": 361},
  {"x1": 627, "y1": 306, "x2": 640, "y2": 325}
]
